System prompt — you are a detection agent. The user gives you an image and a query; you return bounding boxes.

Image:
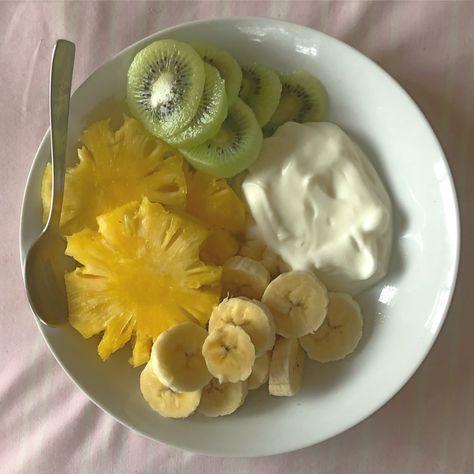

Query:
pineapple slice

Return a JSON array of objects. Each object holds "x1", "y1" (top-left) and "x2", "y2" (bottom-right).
[
  {"x1": 41, "y1": 117, "x2": 187, "y2": 235},
  {"x1": 185, "y1": 169, "x2": 247, "y2": 235},
  {"x1": 200, "y1": 228, "x2": 240, "y2": 265},
  {"x1": 161, "y1": 204, "x2": 240, "y2": 266},
  {"x1": 65, "y1": 198, "x2": 222, "y2": 366},
  {"x1": 41, "y1": 163, "x2": 53, "y2": 224}
]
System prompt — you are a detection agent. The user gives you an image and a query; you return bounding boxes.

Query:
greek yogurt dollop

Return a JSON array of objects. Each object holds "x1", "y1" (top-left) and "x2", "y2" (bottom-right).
[{"x1": 242, "y1": 122, "x2": 392, "y2": 295}]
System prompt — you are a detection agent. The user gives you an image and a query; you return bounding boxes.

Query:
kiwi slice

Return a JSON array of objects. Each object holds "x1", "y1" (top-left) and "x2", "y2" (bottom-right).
[
  {"x1": 263, "y1": 70, "x2": 329, "y2": 136},
  {"x1": 239, "y1": 64, "x2": 282, "y2": 127},
  {"x1": 180, "y1": 99, "x2": 262, "y2": 178},
  {"x1": 192, "y1": 42, "x2": 242, "y2": 106},
  {"x1": 127, "y1": 39, "x2": 205, "y2": 138},
  {"x1": 166, "y1": 64, "x2": 228, "y2": 149}
]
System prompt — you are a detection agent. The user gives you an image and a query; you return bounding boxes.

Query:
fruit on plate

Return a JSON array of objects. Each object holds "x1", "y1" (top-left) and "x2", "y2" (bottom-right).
[
  {"x1": 127, "y1": 39, "x2": 205, "y2": 138},
  {"x1": 269, "y1": 337, "x2": 305, "y2": 397},
  {"x1": 192, "y1": 41, "x2": 242, "y2": 106},
  {"x1": 259, "y1": 247, "x2": 284, "y2": 279},
  {"x1": 262, "y1": 271, "x2": 328, "y2": 338},
  {"x1": 221, "y1": 256, "x2": 270, "y2": 300},
  {"x1": 239, "y1": 237, "x2": 266, "y2": 261},
  {"x1": 41, "y1": 164, "x2": 53, "y2": 224},
  {"x1": 247, "y1": 351, "x2": 271, "y2": 390},
  {"x1": 180, "y1": 98, "x2": 263, "y2": 178},
  {"x1": 41, "y1": 117, "x2": 186, "y2": 235},
  {"x1": 299, "y1": 292, "x2": 363, "y2": 362},
  {"x1": 202, "y1": 324, "x2": 256, "y2": 383},
  {"x1": 263, "y1": 70, "x2": 329, "y2": 136},
  {"x1": 199, "y1": 227, "x2": 240, "y2": 265},
  {"x1": 150, "y1": 322, "x2": 212, "y2": 392},
  {"x1": 65, "y1": 198, "x2": 221, "y2": 366},
  {"x1": 166, "y1": 63, "x2": 228, "y2": 148},
  {"x1": 197, "y1": 379, "x2": 248, "y2": 417},
  {"x1": 140, "y1": 362, "x2": 201, "y2": 418},
  {"x1": 208, "y1": 297, "x2": 276, "y2": 356},
  {"x1": 239, "y1": 239, "x2": 284, "y2": 279},
  {"x1": 239, "y1": 63, "x2": 282, "y2": 126},
  {"x1": 125, "y1": 40, "x2": 330, "y2": 179},
  {"x1": 185, "y1": 168, "x2": 247, "y2": 234}
]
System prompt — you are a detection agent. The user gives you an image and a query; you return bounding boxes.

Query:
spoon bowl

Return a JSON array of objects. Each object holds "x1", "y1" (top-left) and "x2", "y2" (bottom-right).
[{"x1": 24, "y1": 227, "x2": 68, "y2": 326}]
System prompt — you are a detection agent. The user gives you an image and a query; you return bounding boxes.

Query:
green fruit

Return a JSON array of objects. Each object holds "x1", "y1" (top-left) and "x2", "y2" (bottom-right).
[
  {"x1": 263, "y1": 70, "x2": 329, "y2": 136},
  {"x1": 166, "y1": 64, "x2": 228, "y2": 149},
  {"x1": 239, "y1": 64, "x2": 282, "y2": 127},
  {"x1": 180, "y1": 99, "x2": 262, "y2": 178},
  {"x1": 192, "y1": 42, "x2": 242, "y2": 106},
  {"x1": 127, "y1": 39, "x2": 205, "y2": 138}
]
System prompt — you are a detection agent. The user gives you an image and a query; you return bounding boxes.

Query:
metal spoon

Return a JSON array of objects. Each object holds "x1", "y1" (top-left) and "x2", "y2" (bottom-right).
[{"x1": 24, "y1": 40, "x2": 75, "y2": 326}]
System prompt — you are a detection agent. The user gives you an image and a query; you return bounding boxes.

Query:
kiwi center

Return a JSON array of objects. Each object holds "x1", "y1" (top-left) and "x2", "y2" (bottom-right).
[
  {"x1": 207, "y1": 117, "x2": 245, "y2": 157},
  {"x1": 212, "y1": 127, "x2": 235, "y2": 147},
  {"x1": 271, "y1": 93, "x2": 307, "y2": 125},
  {"x1": 140, "y1": 57, "x2": 189, "y2": 120},
  {"x1": 239, "y1": 69, "x2": 261, "y2": 100},
  {"x1": 150, "y1": 72, "x2": 175, "y2": 108}
]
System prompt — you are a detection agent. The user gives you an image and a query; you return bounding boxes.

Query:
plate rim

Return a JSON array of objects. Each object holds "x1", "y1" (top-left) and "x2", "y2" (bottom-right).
[{"x1": 19, "y1": 16, "x2": 461, "y2": 457}]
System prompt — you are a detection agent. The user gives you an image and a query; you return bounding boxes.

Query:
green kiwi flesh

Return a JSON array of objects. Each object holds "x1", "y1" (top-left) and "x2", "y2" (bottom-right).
[
  {"x1": 127, "y1": 39, "x2": 205, "y2": 138},
  {"x1": 239, "y1": 64, "x2": 282, "y2": 127},
  {"x1": 263, "y1": 70, "x2": 329, "y2": 136},
  {"x1": 180, "y1": 98, "x2": 262, "y2": 178},
  {"x1": 166, "y1": 64, "x2": 228, "y2": 149},
  {"x1": 192, "y1": 42, "x2": 242, "y2": 106}
]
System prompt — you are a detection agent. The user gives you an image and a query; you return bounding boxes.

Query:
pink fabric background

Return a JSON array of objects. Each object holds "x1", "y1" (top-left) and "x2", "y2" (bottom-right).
[{"x1": 1, "y1": 1, "x2": 473, "y2": 472}]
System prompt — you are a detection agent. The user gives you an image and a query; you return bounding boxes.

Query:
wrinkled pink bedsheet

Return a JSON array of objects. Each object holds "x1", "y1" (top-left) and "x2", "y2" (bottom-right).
[{"x1": 1, "y1": 2, "x2": 473, "y2": 473}]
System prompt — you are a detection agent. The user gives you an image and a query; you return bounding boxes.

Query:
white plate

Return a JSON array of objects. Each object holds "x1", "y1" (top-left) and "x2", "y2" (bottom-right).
[{"x1": 19, "y1": 17, "x2": 460, "y2": 457}]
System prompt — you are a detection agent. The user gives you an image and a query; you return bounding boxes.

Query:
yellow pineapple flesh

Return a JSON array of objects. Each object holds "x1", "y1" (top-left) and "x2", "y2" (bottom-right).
[
  {"x1": 185, "y1": 169, "x2": 247, "y2": 235},
  {"x1": 65, "y1": 198, "x2": 222, "y2": 366},
  {"x1": 200, "y1": 227, "x2": 240, "y2": 265},
  {"x1": 41, "y1": 117, "x2": 187, "y2": 235}
]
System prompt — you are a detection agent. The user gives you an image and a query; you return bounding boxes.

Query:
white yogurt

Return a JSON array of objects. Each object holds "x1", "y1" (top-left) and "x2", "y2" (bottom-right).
[{"x1": 242, "y1": 122, "x2": 392, "y2": 295}]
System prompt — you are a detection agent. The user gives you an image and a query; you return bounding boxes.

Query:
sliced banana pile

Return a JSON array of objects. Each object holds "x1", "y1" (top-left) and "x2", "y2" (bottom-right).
[{"x1": 140, "y1": 263, "x2": 364, "y2": 418}]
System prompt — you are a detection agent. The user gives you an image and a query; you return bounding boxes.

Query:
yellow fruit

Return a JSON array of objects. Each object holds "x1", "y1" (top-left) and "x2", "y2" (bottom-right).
[
  {"x1": 186, "y1": 169, "x2": 246, "y2": 235},
  {"x1": 200, "y1": 228, "x2": 240, "y2": 265},
  {"x1": 41, "y1": 163, "x2": 52, "y2": 224},
  {"x1": 65, "y1": 198, "x2": 222, "y2": 366},
  {"x1": 41, "y1": 117, "x2": 187, "y2": 234}
]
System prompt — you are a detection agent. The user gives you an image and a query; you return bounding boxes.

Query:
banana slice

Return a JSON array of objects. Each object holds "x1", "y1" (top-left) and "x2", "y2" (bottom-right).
[
  {"x1": 197, "y1": 378, "x2": 248, "y2": 417},
  {"x1": 208, "y1": 297, "x2": 276, "y2": 356},
  {"x1": 248, "y1": 351, "x2": 271, "y2": 390},
  {"x1": 269, "y1": 337, "x2": 305, "y2": 397},
  {"x1": 140, "y1": 363, "x2": 201, "y2": 418},
  {"x1": 202, "y1": 325, "x2": 256, "y2": 383},
  {"x1": 299, "y1": 292, "x2": 363, "y2": 362},
  {"x1": 221, "y1": 256, "x2": 270, "y2": 300},
  {"x1": 262, "y1": 271, "x2": 328, "y2": 338},
  {"x1": 150, "y1": 322, "x2": 212, "y2": 392}
]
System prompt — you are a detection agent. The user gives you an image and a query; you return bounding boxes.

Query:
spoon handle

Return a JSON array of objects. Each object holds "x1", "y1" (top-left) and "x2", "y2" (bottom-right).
[{"x1": 48, "y1": 39, "x2": 75, "y2": 230}]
